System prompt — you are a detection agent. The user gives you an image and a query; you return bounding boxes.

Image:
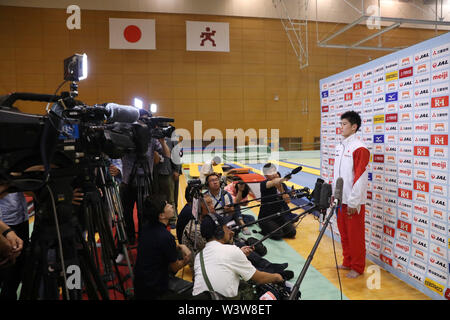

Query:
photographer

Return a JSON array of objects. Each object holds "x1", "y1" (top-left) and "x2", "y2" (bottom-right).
[
  {"x1": 120, "y1": 109, "x2": 170, "y2": 244},
  {"x1": 133, "y1": 195, "x2": 191, "y2": 300},
  {"x1": 258, "y1": 163, "x2": 296, "y2": 240},
  {"x1": 192, "y1": 213, "x2": 283, "y2": 299},
  {"x1": 224, "y1": 178, "x2": 256, "y2": 235}
]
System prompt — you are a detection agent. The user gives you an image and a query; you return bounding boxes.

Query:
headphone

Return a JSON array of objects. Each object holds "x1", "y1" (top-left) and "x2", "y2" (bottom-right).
[{"x1": 206, "y1": 213, "x2": 225, "y2": 240}]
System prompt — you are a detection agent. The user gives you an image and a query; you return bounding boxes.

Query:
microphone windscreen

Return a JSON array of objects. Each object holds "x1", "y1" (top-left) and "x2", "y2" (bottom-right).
[
  {"x1": 291, "y1": 166, "x2": 303, "y2": 175},
  {"x1": 319, "y1": 183, "x2": 332, "y2": 210},
  {"x1": 105, "y1": 103, "x2": 140, "y2": 123},
  {"x1": 334, "y1": 177, "x2": 344, "y2": 205},
  {"x1": 312, "y1": 178, "x2": 324, "y2": 206}
]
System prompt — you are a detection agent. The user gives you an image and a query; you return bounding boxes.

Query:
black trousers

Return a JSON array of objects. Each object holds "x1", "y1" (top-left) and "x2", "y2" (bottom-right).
[
  {"x1": 259, "y1": 219, "x2": 296, "y2": 240},
  {"x1": 120, "y1": 183, "x2": 139, "y2": 243},
  {"x1": 0, "y1": 220, "x2": 29, "y2": 300}
]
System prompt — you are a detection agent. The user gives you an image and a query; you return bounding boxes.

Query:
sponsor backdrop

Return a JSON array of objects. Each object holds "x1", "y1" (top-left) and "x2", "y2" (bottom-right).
[{"x1": 320, "y1": 32, "x2": 450, "y2": 300}]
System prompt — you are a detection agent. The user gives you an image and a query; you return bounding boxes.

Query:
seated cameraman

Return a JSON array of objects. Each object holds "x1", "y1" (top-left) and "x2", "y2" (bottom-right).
[
  {"x1": 258, "y1": 163, "x2": 296, "y2": 240},
  {"x1": 192, "y1": 213, "x2": 283, "y2": 299},
  {"x1": 204, "y1": 173, "x2": 247, "y2": 231},
  {"x1": 175, "y1": 185, "x2": 194, "y2": 245},
  {"x1": 120, "y1": 109, "x2": 170, "y2": 244},
  {"x1": 133, "y1": 195, "x2": 191, "y2": 300},
  {"x1": 224, "y1": 178, "x2": 256, "y2": 235}
]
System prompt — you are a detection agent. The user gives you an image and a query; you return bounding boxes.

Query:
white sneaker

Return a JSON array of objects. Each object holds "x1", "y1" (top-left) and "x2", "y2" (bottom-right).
[{"x1": 115, "y1": 253, "x2": 125, "y2": 264}]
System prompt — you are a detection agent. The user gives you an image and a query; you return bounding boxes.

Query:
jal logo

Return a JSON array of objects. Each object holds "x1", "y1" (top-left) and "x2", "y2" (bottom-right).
[
  {"x1": 431, "y1": 173, "x2": 447, "y2": 182},
  {"x1": 414, "y1": 112, "x2": 429, "y2": 120},
  {"x1": 400, "y1": 80, "x2": 412, "y2": 88},
  {"x1": 385, "y1": 92, "x2": 398, "y2": 102},
  {"x1": 321, "y1": 91, "x2": 329, "y2": 98},
  {"x1": 413, "y1": 237, "x2": 428, "y2": 249},
  {"x1": 399, "y1": 66, "x2": 413, "y2": 78},
  {"x1": 432, "y1": 58, "x2": 449, "y2": 70},
  {"x1": 415, "y1": 51, "x2": 429, "y2": 62},
  {"x1": 431, "y1": 96, "x2": 449, "y2": 108},
  {"x1": 431, "y1": 134, "x2": 448, "y2": 145},
  {"x1": 430, "y1": 233, "x2": 446, "y2": 245},
  {"x1": 414, "y1": 88, "x2": 429, "y2": 97}
]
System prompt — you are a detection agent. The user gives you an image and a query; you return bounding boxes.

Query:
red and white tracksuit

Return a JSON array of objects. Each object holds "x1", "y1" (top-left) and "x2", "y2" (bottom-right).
[{"x1": 333, "y1": 134, "x2": 370, "y2": 274}]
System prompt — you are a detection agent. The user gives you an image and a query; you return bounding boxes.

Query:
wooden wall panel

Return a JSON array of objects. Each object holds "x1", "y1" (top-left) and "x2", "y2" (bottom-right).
[{"x1": 0, "y1": 5, "x2": 445, "y2": 147}]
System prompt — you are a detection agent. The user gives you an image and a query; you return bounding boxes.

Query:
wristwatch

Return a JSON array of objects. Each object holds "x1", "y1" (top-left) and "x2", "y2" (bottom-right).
[{"x1": 2, "y1": 228, "x2": 13, "y2": 238}]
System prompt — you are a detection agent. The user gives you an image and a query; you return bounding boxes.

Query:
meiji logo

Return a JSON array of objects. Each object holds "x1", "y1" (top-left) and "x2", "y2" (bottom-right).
[
  {"x1": 431, "y1": 160, "x2": 447, "y2": 170},
  {"x1": 431, "y1": 96, "x2": 449, "y2": 108},
  {"x1": 431, "y1": 134, "x2": 448, "y2": 145},
  {"x1": 414, "y1": 123, "x2": 429, "y2": 132},
  {"x1": 414, "y1": 146, "x2": 429, "y2": 157},
  {"x1": 431, "y1": 70, "x2": 449, "y2": 83},
  {"x1": 395, "y1": 242, "x2": 410, "y2": 254},
  {"x1": 432, "y1": 58, "x2": 449, "y2": 70},
  {"x1": 413, "y1": 204, "x2": 428, "y2": 215},
  {"x1": 398, "y1": 188, "x2": 412, "y2": 200},
  {"x1": 399, "y1": 66, "x2": 413, "y2": 78}
]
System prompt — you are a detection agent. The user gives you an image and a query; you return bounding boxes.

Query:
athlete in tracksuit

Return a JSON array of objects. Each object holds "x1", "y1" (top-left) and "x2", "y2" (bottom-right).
[{"x1": 333, "y1": 111, "x2": 370, "y2": 278}]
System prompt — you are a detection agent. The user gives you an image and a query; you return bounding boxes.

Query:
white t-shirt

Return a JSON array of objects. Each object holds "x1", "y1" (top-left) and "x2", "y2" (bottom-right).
[{"x1": 192, "y1": 241, "x2": 256, "y2": 298}]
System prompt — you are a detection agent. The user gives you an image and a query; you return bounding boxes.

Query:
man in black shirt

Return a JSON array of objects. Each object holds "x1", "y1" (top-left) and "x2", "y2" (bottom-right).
[
  {"x1": 134, "y1": 196, "x2": 191, "y2": 299},
  {"x1": 258, "y1": 163, "x2": 296, "y2": 240}
]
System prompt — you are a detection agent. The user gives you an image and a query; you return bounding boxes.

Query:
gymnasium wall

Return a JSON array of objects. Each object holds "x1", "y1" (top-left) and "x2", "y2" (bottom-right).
[
  {"x1": 320, "y1": 32, "x2": 450, "y2": 300},
  {"x1": 0, "y1": 5, "x2": 445, "y2": 145}
]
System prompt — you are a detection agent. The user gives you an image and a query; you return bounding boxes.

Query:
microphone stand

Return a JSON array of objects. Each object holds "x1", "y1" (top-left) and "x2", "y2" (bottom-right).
[
  {"x1": 248, "y1": 204, "x2": 318, "y2": 247},
  {"x1": 288, "y1": 200, "x2": 340, "y2": 300},
  {"x1": 231, "y1": 202, "x2": 312, "y2": 233}
]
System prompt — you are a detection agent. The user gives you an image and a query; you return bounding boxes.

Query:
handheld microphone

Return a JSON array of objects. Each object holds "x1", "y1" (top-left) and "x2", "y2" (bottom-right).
[
  {"x1": 334, "y1": 177, "x2": 344, "y2": 206},
  {"x1": 284, "y1": 166, "x2": 302, "y2": 180},
  {"x1": 319, "y1": 183, "x2": 332, "y2": 211},
  {"x1": 104, "y1": 103, "x2": 140, "y2": 123}
]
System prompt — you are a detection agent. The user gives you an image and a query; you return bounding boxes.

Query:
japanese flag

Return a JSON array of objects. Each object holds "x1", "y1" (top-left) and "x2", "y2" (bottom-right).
[
  {"x1": 109, "y1": 18, "x2": 156, "y2": 50},
  {"x1": 186, "y1": 21, "x2": 230, "y2": 52}
]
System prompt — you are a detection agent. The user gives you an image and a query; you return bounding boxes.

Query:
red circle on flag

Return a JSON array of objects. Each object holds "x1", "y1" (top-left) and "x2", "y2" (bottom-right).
[{"x1": 123, "y1": 25, "x2": 142, "y2": 43}]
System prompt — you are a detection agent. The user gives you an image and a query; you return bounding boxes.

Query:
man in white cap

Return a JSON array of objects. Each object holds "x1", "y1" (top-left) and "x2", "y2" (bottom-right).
[{"x1": 199, "y1": 156, "x2": 222, "y2": 184}]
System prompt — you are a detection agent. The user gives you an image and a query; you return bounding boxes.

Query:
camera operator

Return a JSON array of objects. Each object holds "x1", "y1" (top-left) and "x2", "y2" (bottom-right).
[
  {"x1": 258, "y1": 163, "x2": 296, "y2": 240},
  {"x1": 192, "y1": 213, "x2": 284, "y2": 299},
  {"x1": 120, "y1": 109, "x2": 170, "y2": 244},
  {"x1": 199, "y1": 156, "x2": 221, "y2": 184},
  {"x1": 203, "y1": 173, "x2": 244, "y2": 228},
  {"x1": 175, "y1": 185, "x2": 194, "y2": 245},
  {"x1": 224, "y1": 178, "x2": 256, "y2": 235},
  {"x1": 133, "y1": 195, "x2": 191, "y2": 300},
  {"x1": 0, "y1": 192, "x2": 28, "y2": 299}
]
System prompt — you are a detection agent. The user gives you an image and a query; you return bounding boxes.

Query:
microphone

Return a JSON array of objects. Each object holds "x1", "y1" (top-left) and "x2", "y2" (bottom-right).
[
  {"x1": 319, "y1": 183, "x2": 332, "y2": 211},
  {"x1": 104, "y1": 103, "x2": 140, "y2": 123},
  {"x1": 334, "y1": 177, "x2": 344, "y2": 206},
  {"x1": 312, "y1": 178, "x2": 324, "y2": 207},
  {"x1": 284, "y1": 166, "x2": 302, "y2": 180}
]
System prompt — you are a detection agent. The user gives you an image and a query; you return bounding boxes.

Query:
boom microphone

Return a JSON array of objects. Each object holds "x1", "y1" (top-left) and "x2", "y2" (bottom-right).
[
  {"x1": 334, "y1": 177, "x2": 343, "y2": 206},
  {"x1": 319, "y1": 183, "x2": 332, "y2": 211},
  {"x1": 284, "y1": 166, "x2": 302, "y2": 179},
  {"x1": 104, "y1": 103, "x2": 140, "y2": 123}
]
